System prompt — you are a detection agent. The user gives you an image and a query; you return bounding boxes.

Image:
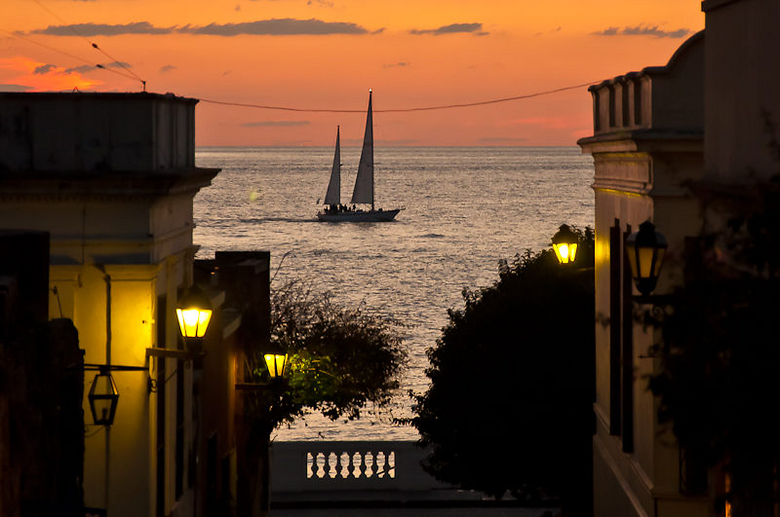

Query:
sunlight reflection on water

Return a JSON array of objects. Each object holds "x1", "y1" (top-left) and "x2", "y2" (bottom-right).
[{"x1": 194, "y1": 146, "x2": 594, "y2": 441}]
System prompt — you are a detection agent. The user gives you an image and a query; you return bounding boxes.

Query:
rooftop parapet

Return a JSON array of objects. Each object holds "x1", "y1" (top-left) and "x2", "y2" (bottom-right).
[
  {"x1": 585, "y1": 31, "x2": 704, "y2": 139},
  {"x1": 0, "y1": 92, "x2": 200, "y2": 175}
]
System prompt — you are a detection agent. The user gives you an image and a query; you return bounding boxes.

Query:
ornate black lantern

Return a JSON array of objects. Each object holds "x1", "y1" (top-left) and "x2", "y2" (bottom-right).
[
  {"x1": 88, "y1": 366, "x2": 119, "y2": 426},
  {"x1": 551, "y1": 224, "x2": 578, "y2": 265},
  {"x1": 626, "y1": 220, "x2": 668, "y2": 296}
]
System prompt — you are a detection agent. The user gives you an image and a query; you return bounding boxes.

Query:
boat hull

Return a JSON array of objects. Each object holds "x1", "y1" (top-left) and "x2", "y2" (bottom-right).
[{"x1": 317, "y1": 208, "x2": 402, "y2": 222}]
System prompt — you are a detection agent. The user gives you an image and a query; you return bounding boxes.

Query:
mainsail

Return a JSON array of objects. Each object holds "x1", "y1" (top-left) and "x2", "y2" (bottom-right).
[
  {"x1": 323, "y1": 126, "x2": 341, "y2": 206},
  {"x1": 350, "y1": 90, "x2": 374, "y2": 208}
]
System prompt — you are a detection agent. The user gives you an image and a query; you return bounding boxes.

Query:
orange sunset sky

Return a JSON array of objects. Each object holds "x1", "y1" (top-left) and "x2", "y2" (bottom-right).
[{"x1": 1, "y1": 0, "x2": 704, "y2": 146}]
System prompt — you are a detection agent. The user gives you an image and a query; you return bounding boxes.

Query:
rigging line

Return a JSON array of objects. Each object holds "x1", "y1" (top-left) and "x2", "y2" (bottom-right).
[
  {"x1": 198, "y1": 81, "x2": 598, "y2": 114},
  {"x1": 0, "y1": 29, "x2": 139, "y2": 81},
  {"x1": 30, "y1": 0, "x2": 147, "y2": 88},
  {"x1": 90, "y1": 43, "x2": 146, "y2": 88}
]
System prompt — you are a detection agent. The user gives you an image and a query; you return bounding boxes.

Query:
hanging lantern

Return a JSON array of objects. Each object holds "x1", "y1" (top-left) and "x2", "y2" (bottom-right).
[
  {"x1": 88, "y1": 368, "x2": 119, "y2": 426},
  {"x1": 176, "y1": 286, "x2": 213, "y2": 339},
  {"x1": 264, "y1": 353, "x2": 288, "y2": 379},
  {"x1": 626, "y1": 220, "x2": 668, "y2": 296},
  {"x1": 551, "y1": 224, "x2": 579, "y2": 265}
]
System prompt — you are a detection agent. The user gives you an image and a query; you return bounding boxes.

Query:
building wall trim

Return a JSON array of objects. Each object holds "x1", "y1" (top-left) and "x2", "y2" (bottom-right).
[{"x1": 701, "y1": 0, "x2": 740, "y2": 12}]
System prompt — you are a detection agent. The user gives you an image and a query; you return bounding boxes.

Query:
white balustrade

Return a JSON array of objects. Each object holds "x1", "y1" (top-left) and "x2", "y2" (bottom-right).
[{"x1": 271, "y1": 441, "x2": 449, "y2": 493}]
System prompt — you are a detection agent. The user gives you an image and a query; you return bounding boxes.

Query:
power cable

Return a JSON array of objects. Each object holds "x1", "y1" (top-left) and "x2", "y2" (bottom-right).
[
  {"x1": 1, "y1": 29, "x2": 139, "y2": 82},
  {"x1": 29, "y1": 0, "x2": 147, "y2": 89},
  {"x1": 198, "y1": 81, "x2": 597, "y2": 114}
]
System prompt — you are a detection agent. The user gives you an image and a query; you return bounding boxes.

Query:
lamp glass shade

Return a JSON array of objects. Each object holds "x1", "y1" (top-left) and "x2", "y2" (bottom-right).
[
  {"x1": 264, "y1": 353, "x2": 288, "y2": 378},
  {"x1": 176, "y1": 307, "x2": 212, "y2": 338},
  {"x1": 176, "y1": 286, "x2": 213, "y2": 339},
  {"x1": 551, "y1": 224, "x2": 579, "y2": 264},
  {"x1": 88, "y1": 371, "x2": 119, "y2": 426},
  {"x1": 553, "y1": 242, "x2": 578, "y2": 264},
  {"x1": 625, "y1": 220, "x2": 668, "y2": 296}
]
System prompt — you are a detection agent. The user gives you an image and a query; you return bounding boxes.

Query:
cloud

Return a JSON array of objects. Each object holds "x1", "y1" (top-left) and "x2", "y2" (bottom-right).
[
  {"x1": 25, "y1": 18, "x2": 376, "y2": 37},
  {"x1": 592, "y1": 24, "x2": 691, "y2": 38},
  {"x1": 0, "y1": 84, "x2": 34, "y2": 92},
  {"x1": 159, "y1": 64, "x2": 176, "y2": 73},
  {"x1": 478, "y1": 137, "x2": 528, "y2": 144},
  {"x1": 34, "y1": 64, "x2": 56, "y2": 75},
  {"x1": 307, "y1": 0, "x2": 335, "y2": 6},
  {"x1": 383, "y1": 62, "x2": 409, "y2": 69},
  {"x1": 534, "y1": 26, "x2": 563, "y2": 37},
  {"x1": 28, "y1": 21, "x2": 173, "y2": 36},
  {"x1": 511, "y1": 116, "x2": 579, "y2": 130},
  {"x1": 410, "y1": 22, "x2": 488, "y2": 36},
  {"x1": 63, "y1": 62, "x2": 132, "y2": 75},
  {"x1": 241, "y1": 120, "x2": 310, "y2": 127},
  {"x1": 178, "y1": 18, "x2": 370, "y2": 35},
  {"x1": 0, "y1": 57, "x2": 102, "y2": 91}
]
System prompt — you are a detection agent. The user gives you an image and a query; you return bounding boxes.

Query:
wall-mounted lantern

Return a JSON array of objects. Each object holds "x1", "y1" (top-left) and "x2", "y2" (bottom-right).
[
  {"x1": 551, "y1": 224, "x2": 579, "y2": 265},
  {"x1": 176, "y1": 286, "x2": 213, "y2": 341},
  {"x1": 264, "y1": 352, "x2": 289, "y2": 379},
  {"x1": 88, "y1": 366, "x2": 119, "y2": 426},
  {"x1": 626, "y1": 220, "x2": 668, "y2": 296},
  {"x1": 85, "y1": 363, "x2": 149, "y2": 426}
]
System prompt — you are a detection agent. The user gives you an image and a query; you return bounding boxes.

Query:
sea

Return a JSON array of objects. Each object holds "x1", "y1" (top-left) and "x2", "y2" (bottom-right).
[{"x1": 193, "y1": 146, "x2": 595, "y2": 442}]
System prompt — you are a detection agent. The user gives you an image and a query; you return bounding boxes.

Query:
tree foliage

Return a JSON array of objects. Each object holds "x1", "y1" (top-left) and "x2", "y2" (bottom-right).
[
  {"x1": 245, "y1": 280, "x2": 407, "y2": 431},
  {"x1": 649, "y1": 173, "x2": 780, "y2": 513},
  {"x1": 408, "y1": 227, "x2": 595, "y2": 508}
]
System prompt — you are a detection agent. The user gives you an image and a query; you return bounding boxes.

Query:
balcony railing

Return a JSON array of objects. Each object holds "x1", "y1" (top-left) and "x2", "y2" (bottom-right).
[{"x1": 271, "y1": 441, "x2": 448, "y2": 493}]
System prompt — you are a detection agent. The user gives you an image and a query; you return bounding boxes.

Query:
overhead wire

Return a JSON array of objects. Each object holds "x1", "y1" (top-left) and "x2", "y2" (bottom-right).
[
  {"x1": 197, "y1": 81, "x2": 597, "y2": 114},
  {"x1": 1, "y1": 29, "x2": 139, "y2": 82},
  {"x1": 28, "y1": 0, "x2": 147, "y2": 89}
]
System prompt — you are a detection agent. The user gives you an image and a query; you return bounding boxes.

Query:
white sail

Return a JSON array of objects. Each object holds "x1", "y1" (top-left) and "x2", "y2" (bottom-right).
[
  {"x1": 323, "y1": 126, "x2": 341, "y2": 206},
  {"x1": 351, "y1": 90, "x2": 374, "y2": 207}
]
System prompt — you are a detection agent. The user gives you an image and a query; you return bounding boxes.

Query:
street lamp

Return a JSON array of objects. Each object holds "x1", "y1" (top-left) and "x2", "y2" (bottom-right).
[
  {"x1": 626, "y1": 220, "x2": 668, "y2": 296},
  {"x1": 176, "y1": 286, "x2": 213, "y2": 341},
  {"x1": 551, "y1": 224, "x2": 579, "y2": 265}
]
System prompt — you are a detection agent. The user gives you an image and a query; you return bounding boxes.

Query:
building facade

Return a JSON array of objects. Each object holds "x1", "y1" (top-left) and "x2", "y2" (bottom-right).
[
  {"x1": 579, "y1": 0, "x2": 780, "y2": 515},
  {"x1": 0, "y1": 92, "x2": 218, "y2": 516},
  {"x1": 578, "y1": 32, "x2": 708, "y2": 517}
]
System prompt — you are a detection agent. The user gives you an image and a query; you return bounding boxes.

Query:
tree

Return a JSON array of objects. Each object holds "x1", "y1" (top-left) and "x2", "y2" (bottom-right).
[
  {"x1": 649, "y1": 173, "x2": 780, "y2": 516},
  {"x1": 236, "y1": 280, "x2": 407, "y2": 516},
  {"x1": 247, "y1": 279, "x2": 407, "y2": 428},
  {"x1": 407, "y1": 227, "x2": 594, "y2": 515}
]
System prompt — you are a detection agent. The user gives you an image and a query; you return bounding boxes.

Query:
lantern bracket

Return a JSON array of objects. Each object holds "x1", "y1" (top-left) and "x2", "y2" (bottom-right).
[
  {"x1": 632, "y1": 294, "x2": 675, "y2": 306},
  {"x1": 236, "y1": 382, "x2": 275, "y2": 390},
  {"x1": 84, "y1": 363, "x2": 147, "y2": 372},
  {"x1": 145, "y1": 348, "x2": 205, "y2": 361}
]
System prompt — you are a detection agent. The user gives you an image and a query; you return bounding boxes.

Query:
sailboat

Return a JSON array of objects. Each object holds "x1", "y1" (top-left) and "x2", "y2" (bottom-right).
[{"x1": 317, "y1": 90, "x2": 402, "y2": 222}]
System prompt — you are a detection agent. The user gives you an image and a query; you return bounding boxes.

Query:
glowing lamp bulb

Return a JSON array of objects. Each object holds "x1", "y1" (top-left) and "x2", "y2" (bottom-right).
[
  {"x1": 176, "y1": 286, "x2": 213, "y2": 339},
  {"x1": 264, "y1": 353, "x2": 288, "y2": 379},
  {"x1": 551, "y1": 225, "x2": 579, "y2": 265}
]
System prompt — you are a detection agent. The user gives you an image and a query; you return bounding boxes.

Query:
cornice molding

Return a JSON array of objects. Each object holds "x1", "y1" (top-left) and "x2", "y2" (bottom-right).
[
  {"x1": 701, "y1": 0, "x2": 741, "y2": 12},
  {"x1": 0, "y1": 167, "x2": 219, "y2": 201}
]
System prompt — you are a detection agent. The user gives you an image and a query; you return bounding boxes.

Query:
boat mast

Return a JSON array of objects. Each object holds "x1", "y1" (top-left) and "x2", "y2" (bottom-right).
[
  {"x1": 368, "y1": 90, "x2": 374, "y2": 211},
  {"x1": 351, "y1": 89, "x2": 374, "y2": 210}
]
